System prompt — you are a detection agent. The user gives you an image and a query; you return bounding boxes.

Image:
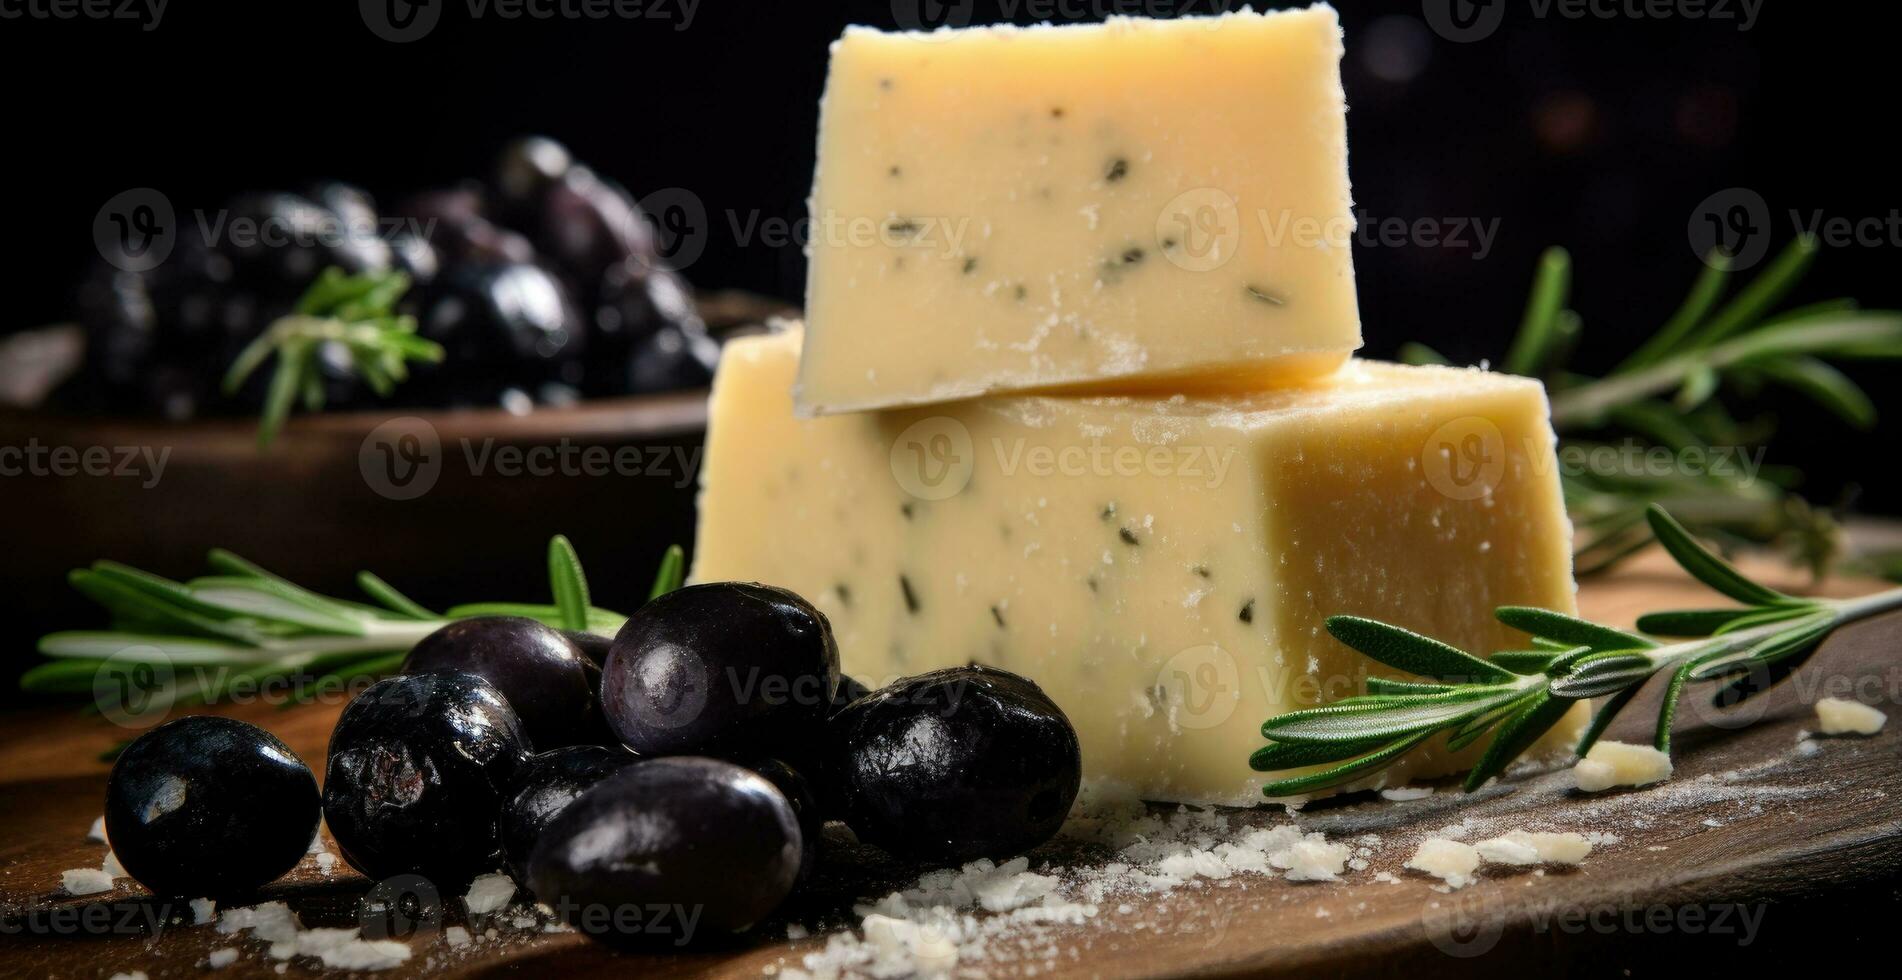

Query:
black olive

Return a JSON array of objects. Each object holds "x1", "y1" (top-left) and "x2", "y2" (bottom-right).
[
  {"x1": 404, "y1": 261, "x2": 586, "y2": 405},
  {"x1": 527, "y1": 757, "x2": 801, "y2": 948},
  {"x1": 587, "y1": 259, "x2": 706, "y2": 396},
  {"x1": 395, "y1": 188, "x2": 536, "y2": 267},
  {"x1": 214, "y1": 192, "x2": 390, "y2": 298},
  {"x1": 522, "y1": 165, "x2": 660, "y2": 288},
  {"x1": 601, "y1": 583, "x2": 839, "y2": 759},
  {"x1": 322, "y1": 672, "x2": 529, "y2": 888},
  {"x1": 493, "y1": 136, "x2": 574, "y2": 216},
  {"x1": 746, "y1": 757, "x2": 823, "y2": 889},
  {"x1": 830, "y1": 674, "x2": 873, "y2": 717},
  {"x1": 104, "y1": 717, "x2": 319, "y2": 899},
  {"x1": 500, "y1": 746, "x2": 641, "y2": 883},
  {"x1": 626, "y1": 320, "x2": 721, "y2": 394},
  {"x1": 401, "y1": 617, "x2": 604, "y2": 749},
  {"x1": 828, "y1": 665, "x2": 1081, "y2": 863},
  {"x1": 563, "y1": 629, "x2": 613, "y2": 669}
]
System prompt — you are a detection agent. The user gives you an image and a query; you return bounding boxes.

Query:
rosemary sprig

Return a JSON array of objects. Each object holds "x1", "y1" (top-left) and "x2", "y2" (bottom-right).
[
  {"x1": 21, "y1": 538, "x2": 685, "y2": 711},
  {"x1": 223, "y1": 267, "x2": 444, "y2": 448},
  {"x1": 1250, "y1": 504, "x2": 1902, "y2": 797},
  {"x1": 1404, "y1": 237, "x2": 1902, "y2": 576}
]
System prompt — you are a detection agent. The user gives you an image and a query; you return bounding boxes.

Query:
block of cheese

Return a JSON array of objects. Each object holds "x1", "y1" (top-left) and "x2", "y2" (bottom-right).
[
  {"x1": 798, "y1": 4, "x2": 1361, "y2": 416},
  {"x1": 695, "y1": 329, "x2": 1584, "y2": 805}
]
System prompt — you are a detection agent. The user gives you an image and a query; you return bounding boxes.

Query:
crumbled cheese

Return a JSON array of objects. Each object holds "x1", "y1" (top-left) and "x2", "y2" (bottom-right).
[
  {"x1": 87, "y1": 816, "x2": 108, "y2": 843},
  {"x1": 60, "y1": 867, "x2": 114, "y2": 896},
  {"x1": 1378, "y1": 786, "x2": 1433, "y2": 801},
  {"x1": 1405, "y1": 839, "x2": 1481, "y2": 889},
  {"x1": 101, "y1": 849, "x2": 127, "y2": 879},
  {"x1": 444, "y1": 926, "x2": 472, "y2": 948},
  {"x1": 207, "y1": 947, "x2": 240, "y2": 969},
  {"x1": 1472, "y1": 830, "x2": 1592, "y2": 866},
  {"x1": 190, "y1": 897, "x2": 218, "y2": 925},
  {"x1": 1815, "y1": 697, "x2": 1887, "y2": 735},
  {"x1": 314, "y1": 851, "x2": 338, "y2": 874},
  {"x1": 463, "y1": 872, "x2": 516, "y2": 915},
  {"x1": 1572, "y1": 741, "x2": 1673, "y2": 792},
  {"x1": 108, "y1": 973, "x2": 147, "y2": 980},
  {"x1": 1270, "y1": 836, "x2": 1351, "y2": 882}
]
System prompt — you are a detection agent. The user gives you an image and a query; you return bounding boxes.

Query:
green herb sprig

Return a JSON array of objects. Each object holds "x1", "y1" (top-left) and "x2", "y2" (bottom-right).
[
  {"x1": 1404, "y1": 237, "x2": 1902, "y2": 576},
  {"x1": 21, "y1": 538, "x2": 684, "y2": 710},
  {"x1": 224, "y1": 267, "x2": 444, "y2": 448},
  {"x1": 1250, "y1": 505, "x2": 1902, "y2": 797}
]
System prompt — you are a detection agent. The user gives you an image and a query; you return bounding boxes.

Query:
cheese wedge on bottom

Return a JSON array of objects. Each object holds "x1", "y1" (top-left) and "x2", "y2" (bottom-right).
[{"x1": 694, "y1": 328, "x2": 1584, "y2": 804}]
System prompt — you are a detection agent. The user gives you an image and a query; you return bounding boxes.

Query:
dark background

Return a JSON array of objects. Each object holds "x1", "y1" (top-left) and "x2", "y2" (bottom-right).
[{"x1": 0, "y1": 0, "x2": 1894, "y2": 511}]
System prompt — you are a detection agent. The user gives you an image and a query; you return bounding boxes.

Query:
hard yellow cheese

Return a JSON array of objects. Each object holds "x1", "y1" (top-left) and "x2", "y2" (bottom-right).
[
  {"x1": 799, "y1": 4, "x2": 1361, "y2": 416},
  {"x1": 694, "y1": 329, "x2": 1584, "y2": 804}
]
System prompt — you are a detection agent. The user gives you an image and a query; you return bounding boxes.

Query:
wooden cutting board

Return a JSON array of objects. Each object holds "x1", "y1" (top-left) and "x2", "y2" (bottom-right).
[{"x1": 2, "y1": 550, "x2": 1897, "y2": 979}]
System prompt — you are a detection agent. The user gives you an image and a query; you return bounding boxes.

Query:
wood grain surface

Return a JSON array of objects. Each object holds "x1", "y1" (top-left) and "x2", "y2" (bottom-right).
[{"x1": 2, "y1": 550, "x2": 1898, "y2": 979}]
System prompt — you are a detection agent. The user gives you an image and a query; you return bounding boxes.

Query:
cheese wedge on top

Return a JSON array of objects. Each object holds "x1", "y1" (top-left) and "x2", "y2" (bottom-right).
[
  {"x1": 694, "y1": 329, "x2": 1585, "y2": 805},
  {"x1": 798, "y1": 4, "x2": 1362, "y2": 416}
]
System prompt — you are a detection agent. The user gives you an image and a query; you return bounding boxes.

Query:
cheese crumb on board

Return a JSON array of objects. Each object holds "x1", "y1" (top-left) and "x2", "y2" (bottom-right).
[
  {"x1": 1472, "y1": 830, "x2": 1592, "y2": 866},
  {"x1": 1405, "y1": 839, "x2": 1481, "y2": 889},
  {"x1": 1379, "y1": 787, "x2": 1434, "y2": 802},
  {"x1": 207, "y1": 947, "x2": 240, "y2": 970},
  {"x1": 444, "y1": 926, "x2": 472, "y2": 948},
  {"x1": 217, "y1": 902, "x2": 410, "y2": 972},
  {"x1": 60, "y1": 867, "x2": 114, "y2": 896},
  {"x1": 463, "y1": 873, "x2": 516, "y2": 915},
  {"x1": 1815, "y1": 697, "x2": 1888, "y2": 735},
  {"x1": 190, "y1": 897, "x2": 218, "y2": 925},
  {"x1": 1572, "y1": 741, "x2": 1674, "y2": 792},
  {"x1": 87, "y1": 816, "x2": 108, "y2": 843}
]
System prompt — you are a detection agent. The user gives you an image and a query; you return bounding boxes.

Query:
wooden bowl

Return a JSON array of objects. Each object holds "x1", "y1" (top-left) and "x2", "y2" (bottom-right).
[{"x1": 0, "y1": 393, "x2": 711, "y2": 673}]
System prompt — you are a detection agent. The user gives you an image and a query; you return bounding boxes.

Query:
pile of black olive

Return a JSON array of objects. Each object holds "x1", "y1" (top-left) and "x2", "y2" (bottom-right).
[
  {"x1": 101, "y1": 582, "x2": 1083, "y2": 950},
  {"x1": 65, "y1": 136, "x2": 718, "y2": 420}
]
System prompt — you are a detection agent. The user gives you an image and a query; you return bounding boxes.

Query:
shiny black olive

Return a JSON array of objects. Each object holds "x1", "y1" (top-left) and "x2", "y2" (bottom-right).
[
  {"x1": 828, "y1": 665, "x2": 1081, "y2": 864},
  {"x1": 564, "y1": 629, "x2": 613, "y2": 669},
  {"x1": 401, "y1": 617, "x2": 603, "y2": 749},
  {"x1": 522, "y1": 165, "x2": 660, "y2": 287},
  {"x1": 830, "y1": 674, "x2": 873, "y2": 717},
  {"x1": 323, "y1": 672, "x2": 529, "y2": 888},
  {"x1": 214, "y1": 192, "x2": 390, "y2": 297},
  {"x1": 527, "y1": 757, "x2": 800, "y2": 948},
  {"x1": 626, "y1": 320, "x2": 720, "y2": 394},
  {"x1": 600, "y1": 583, "x2": 839, "y2": 759},
  {"x1": 395, "y1": 188, "x2": 536, "y2": 267},
  {"x1": 104, "y1": 717, "x2": 319, "y2": 899},
  {"x1": 500, "y1": 746, "x2": 641, "y2": 883},
  {"x1": 416, "y1": 261, "x2": 584, "y2": 373},
  {"x1": 746, "y1": 758, "x2": 822, "y2": 889},
  {"x1": 493, "y1": 136, "x2": 573, "y2": 215},
  {"x1": 588, "y1": 260, "x2": 706, "y2": 396}
]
